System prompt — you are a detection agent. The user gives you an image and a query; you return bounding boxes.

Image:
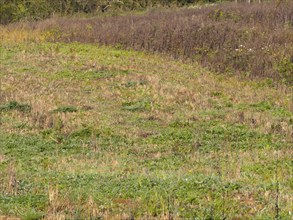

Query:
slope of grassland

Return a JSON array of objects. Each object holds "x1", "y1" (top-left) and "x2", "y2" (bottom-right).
[
  {"x1": 0, "y1": 39, "x2": 292, "y2": 219},
  {"x1": 15, "y1": 1, "x2": 293, "y2": 84}
]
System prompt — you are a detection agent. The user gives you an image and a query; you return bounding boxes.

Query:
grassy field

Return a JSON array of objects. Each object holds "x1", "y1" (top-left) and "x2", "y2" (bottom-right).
[
  {"x1": 0, "y1": 37, "x2": 292, "y2": 219},
  {"x1": 15, "y1": 1, "x2": 293, "y2": 84}
]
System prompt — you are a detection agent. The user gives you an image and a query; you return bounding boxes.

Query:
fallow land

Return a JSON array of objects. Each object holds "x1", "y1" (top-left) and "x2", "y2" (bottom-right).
[{"x1": 0, "y1": 1, "x2": 292, "y2": 219}]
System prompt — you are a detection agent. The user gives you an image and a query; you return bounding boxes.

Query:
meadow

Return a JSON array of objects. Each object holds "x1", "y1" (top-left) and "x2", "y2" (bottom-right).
[
  {"x1": 0, "y1": 1, "x2": 292, "y2": 220},
  {"x1": 14, "y1": 1, "x2": 293, "y2": 84}
]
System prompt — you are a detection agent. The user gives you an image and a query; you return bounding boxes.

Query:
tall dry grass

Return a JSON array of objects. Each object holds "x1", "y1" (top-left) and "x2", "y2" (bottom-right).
[{"x1": 6, "y1": 2, "x2": 293, "y2": 83}]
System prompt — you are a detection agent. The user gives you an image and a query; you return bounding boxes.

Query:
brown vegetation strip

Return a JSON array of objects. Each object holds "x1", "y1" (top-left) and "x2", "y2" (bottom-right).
[{"x1": 18, "y1": 2, "x2": 293, "y2": 84}]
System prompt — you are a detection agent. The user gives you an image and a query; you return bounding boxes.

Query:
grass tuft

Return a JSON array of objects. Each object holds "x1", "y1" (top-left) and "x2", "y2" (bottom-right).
[
  {"x1": 52, "y1": 106, "x2": 78, "y2": 113},
  {"x1": 0, "y1": 101, "x2": 31, "y2": 113}
]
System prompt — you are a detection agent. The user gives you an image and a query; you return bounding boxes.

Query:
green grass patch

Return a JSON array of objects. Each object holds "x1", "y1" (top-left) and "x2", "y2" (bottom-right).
[
  {"x1": 0, "y1": 101, "x2": 31, "y2": 113},
  {"x1": 122, "y1": 99, "x2": 152, "y2": 112},
  {"x1": 52, "y1": 106, "x2": 78, "y2": 113},
  {"x1": 0, "y1": 41, "x2": 292, "y2": 219}
]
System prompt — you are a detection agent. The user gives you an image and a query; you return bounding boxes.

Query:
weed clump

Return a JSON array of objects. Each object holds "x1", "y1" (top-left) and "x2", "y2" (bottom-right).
[
  {"x1": 122, "y1": 99, "x2": 152, "y2": 112},
  {"x1": 0, "y1": 101, "x2": 31, "y2": 113},
  {"x1": 52, "y1": 106, "x2": 78, "y2": 113},
  {"x1": 276, "y1": 57, "x2": 293, "y2": 85}
]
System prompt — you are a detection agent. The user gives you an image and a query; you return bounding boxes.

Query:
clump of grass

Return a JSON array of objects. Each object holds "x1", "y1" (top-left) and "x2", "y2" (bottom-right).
[
  {"x1": 52, "y1": 106, "x2": 78, "y2": 113},
  {"x1": 122, "y1": 99, "x2": 152, "y2": 112},
  {"x1": 70, "y1": 126, "x2": 98, "y2": 139},
  {"x1": 0, "y1": 101, "x2": 31, "y2": 113},
  {"x1": 122, "y1": 80, "x2": 148, "y2": 88},
  {"x1": 276, "y1": 57, "x2": 293, "y2": 85},
  {"x1": 249, "y1": 101, "x2": 273, "y2": 112}
]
